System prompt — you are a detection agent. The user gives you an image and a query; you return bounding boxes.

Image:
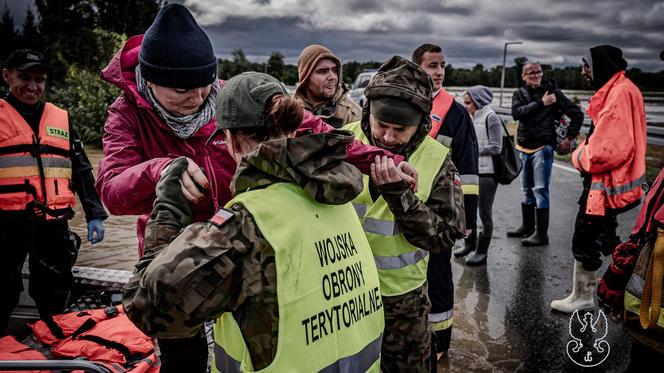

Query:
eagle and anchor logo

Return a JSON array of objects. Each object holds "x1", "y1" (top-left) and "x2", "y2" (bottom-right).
[{"x1": 566, "y1": 309, "x2": 611, "y2": 367}]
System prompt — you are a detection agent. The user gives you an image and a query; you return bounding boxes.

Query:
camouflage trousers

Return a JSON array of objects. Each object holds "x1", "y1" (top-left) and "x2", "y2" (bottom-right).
[{"x1": 381, "y1": 284, "x2": 432, "y2": 373}]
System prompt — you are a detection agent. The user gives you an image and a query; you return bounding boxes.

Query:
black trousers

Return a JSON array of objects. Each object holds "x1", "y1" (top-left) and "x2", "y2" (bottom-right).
[
  {"x1": 427, "y1": 249, "x2": 453, "y2": 353},
  {"x1": 0, "y1": 218, "x2": 79, "y2": 334},
  {"x1": 571, "y1": 202, "x2": 620, "y2": 271},
  {"x1": 158, "y1": 332, "x2": 209, "y2": 373},
  {"x1": 479, "y1": 175, "x2": 499, "y2": 238}
]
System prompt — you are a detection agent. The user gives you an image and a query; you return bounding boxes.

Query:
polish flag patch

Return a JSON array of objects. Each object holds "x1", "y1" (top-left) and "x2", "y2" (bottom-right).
[
  {"x1": 209, "y1": 208, "x2": 235, "y2": 227},
  {"x1": 453, "y1": 174, "x2": 462, "y2": 186}
]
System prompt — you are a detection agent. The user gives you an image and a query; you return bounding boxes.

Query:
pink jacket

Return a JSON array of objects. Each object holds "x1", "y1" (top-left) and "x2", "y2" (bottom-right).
[{"x1": 96, "y1": 35, "x2": 400, "y2": 254}]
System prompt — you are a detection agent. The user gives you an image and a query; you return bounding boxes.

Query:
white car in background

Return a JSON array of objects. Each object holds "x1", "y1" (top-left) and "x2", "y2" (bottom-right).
[{"x1": 348, "y1": 70, "x2": 377, "y2": 107}]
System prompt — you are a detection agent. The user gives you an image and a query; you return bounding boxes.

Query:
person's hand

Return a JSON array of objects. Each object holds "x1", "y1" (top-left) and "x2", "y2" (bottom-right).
[
  {"x1": 558, "y1": 138, "x2": 571, "y2": 153},
  {"x1": 397, "y1": 161, "x2": 419, "y2": 193},
  {"x1": 162, "y1": 157, "x2": 209, "y2": 203},
  {"x1": 87, "y1": 219, "x2": 105, "y2": 244},
  {"x1": 542, "y1": 91, "x2": 557, "y2": 106},
  {"x1": 370, "y1": 156, "x2": 403, "y2": 186}
]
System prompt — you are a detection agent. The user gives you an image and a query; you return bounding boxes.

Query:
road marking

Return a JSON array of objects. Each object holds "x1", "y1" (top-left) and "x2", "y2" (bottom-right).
[{"x1": 553, "y1": 162, "x2": 579, "y2": 174}]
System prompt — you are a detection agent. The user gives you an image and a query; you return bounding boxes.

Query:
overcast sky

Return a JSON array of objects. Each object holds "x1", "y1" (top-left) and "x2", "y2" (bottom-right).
[{"x1": 4, "y1": 0, "x2": 664, "y2": 71}]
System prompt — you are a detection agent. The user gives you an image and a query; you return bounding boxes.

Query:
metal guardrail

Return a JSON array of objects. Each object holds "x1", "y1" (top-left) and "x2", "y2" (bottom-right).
[{"x1": 493, "y1": 107, "x2": 664, "y2": 146}]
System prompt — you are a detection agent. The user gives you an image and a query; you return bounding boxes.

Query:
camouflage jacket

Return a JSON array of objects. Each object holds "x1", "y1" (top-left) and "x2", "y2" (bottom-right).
[
  {"x1": 375, "y1": 153, "x2": 466, "y2": 253},
  {"x1": 296, "y1": 85, "x2": 362, "y2": 129},
  {"x1": 123, "y1": 130, "x2": 363, "y2": 370},
  {"x1": 359, "y1": 103, "x2": 466, "y2": 254}
]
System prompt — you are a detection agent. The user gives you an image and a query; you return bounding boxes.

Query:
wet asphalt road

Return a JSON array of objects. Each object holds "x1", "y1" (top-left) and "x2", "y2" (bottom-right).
[{"x1": 441, "y1": 161, "x2": 640, "y2": 372}]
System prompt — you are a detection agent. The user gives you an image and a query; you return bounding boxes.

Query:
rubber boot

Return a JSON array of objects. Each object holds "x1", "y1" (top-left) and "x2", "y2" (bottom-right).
[
  {"x1": 550, "y1": 260, "x2": 599, "y2": 313},
  {"x1": 522, "y1": 208, "x2": 549, "y2": 246},
  {"x1": 507, "y1": 203, "x2": 535, "y2": 238},
  {"x1": 466, "y1": 235, "x2": 490, "y2": 266},
  {"x1": 454, "y1": 228, "x2": 476, "y2": 257}
]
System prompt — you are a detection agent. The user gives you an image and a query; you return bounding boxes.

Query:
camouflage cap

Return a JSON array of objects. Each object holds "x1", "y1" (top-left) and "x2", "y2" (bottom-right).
[
  {"x1": 215, "y1": 72, "x2": 289, "y2": 131},
  {"x1": 364, "y1": 55, "x2": 433, "y2": 116}
]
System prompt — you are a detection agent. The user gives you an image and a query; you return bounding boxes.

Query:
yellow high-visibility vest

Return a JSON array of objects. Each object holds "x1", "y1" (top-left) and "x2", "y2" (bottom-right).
[
  {"x1": 213, "y1": 182, "x2": 384, "y2": 372},
  {"x1": 345, "y1": 121, "x2": 449, "y2": 296}
]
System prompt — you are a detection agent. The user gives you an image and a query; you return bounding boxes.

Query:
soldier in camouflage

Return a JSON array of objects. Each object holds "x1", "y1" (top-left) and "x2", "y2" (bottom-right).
[
  {"x1": 348, "y1": 56, "x2": 466, "y2": 372},
  {"x1": 123, "y1": 72, "x2": 387, "y2": 371}
]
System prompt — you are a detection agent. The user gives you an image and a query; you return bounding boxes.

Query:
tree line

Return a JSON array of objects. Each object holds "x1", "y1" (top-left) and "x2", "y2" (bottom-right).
[
  {"x1": 222, "y1": 52, "x2": 664, "y2": 92},
  {"x1": 1, "y1": 1, "x2": 663, "y2": 146}
]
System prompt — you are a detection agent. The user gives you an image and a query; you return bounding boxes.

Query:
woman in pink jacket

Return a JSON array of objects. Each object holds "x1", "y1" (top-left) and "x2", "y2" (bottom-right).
[{"x1": 96, "y1": 4, "x2": 409, "y2": 372}]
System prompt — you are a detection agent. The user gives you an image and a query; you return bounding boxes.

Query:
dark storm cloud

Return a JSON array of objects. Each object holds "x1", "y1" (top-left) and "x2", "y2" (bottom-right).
[
  {"x1": 1, "y1": 0, "x2": 660, "y2": 70},
  {"x1": 192, "y1": 0, "x2": 662, "y2": 71}
]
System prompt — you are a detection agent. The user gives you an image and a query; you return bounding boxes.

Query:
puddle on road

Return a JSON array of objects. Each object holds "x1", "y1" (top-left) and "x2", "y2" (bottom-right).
[{"x1": 441, "y1": 259, "x2": 526, "y2": 372}]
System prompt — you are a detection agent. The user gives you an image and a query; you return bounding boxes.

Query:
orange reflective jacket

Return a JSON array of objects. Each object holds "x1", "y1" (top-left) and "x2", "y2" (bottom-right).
[
  {"x1": 0, "y1": 99, "x2": 75, "y2": 218},
  {"x1": 572, "y1": 71, "x2": 647, "y2": 216}
]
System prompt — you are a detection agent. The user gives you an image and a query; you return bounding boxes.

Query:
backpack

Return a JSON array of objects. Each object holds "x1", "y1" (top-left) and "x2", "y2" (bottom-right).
[
  {"x1": 622, "y1": 169, "x2": 664, "y2": 352},
  {"x1": 485, "y1": 114, "x2": 522, "y2": 185}
]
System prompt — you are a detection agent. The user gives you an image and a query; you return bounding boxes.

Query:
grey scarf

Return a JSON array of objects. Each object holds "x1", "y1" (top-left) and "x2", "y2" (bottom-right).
[{"x1": 135, "y1": 65, "x2": 220, "y2": 139}]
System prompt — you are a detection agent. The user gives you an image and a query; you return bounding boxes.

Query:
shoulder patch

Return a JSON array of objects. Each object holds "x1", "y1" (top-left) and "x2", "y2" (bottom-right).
[
  {"x1": 209, "y1": 208, "x2": 235, "y2": 227},
  {"x1": 453, "y1": 174, "x2": 462, "y2": 186}
]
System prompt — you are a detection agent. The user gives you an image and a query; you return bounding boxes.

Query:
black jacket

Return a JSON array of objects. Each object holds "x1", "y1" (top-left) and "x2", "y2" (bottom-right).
[
  {"x1": 511, "y1": 84, "x2": 584, "y2": 149},
  {"x1": 435, "y1": 101, "x2": 478, "y2": 230}
]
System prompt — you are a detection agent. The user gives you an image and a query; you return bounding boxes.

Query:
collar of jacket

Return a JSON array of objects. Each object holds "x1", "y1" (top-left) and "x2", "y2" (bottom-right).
[
  {"x1": 100, "y1": 34, "x2": 222, "y2": 139},
  {"x1": 587, "y1": 71, "x2": 625, "y2": 120}
]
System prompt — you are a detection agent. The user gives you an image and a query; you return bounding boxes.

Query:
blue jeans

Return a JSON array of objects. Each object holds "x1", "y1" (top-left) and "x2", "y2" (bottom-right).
[{"x1": 519, "y1": 145, "x2": 553, "y2": 209}]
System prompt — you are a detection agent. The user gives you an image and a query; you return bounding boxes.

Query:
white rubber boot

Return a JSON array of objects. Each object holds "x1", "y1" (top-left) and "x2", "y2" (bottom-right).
[{"x1": 550, "y1": 260, "x2": 599, "y2": 313}]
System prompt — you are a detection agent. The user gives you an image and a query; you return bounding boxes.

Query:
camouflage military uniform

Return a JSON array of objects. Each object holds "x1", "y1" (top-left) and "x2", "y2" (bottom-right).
[
  {"x1": 358, "y1": 56, "x2": 466, "y2": 372},
  {"x1": 123, "y1": 130, "x2": 364, "y2": 371}
]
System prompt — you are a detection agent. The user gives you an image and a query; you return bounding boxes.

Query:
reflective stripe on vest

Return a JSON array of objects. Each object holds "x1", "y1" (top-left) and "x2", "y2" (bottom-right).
[
  {"x1": 373, "y1": 249, "x2": 429, "y2": 270},
  {"x1": 460, "y1": 174, "x2": 479, "y2": 196},
  {"x1": 0, "y1": 99, "x2": 75, "y2": 215},
  {"x1": 213, "y1": 182, "x2": 384, "y2": 373},
  {"x1": 0, "y1": 156, "x2": 72, "y2": 178},
  {"x1": 345, "y1": 121, "x2": 449, "y2": 296},
  {"x1": 586, "y1": 173, "x2": 646, "y2": 216},
  {"x1": 429, "y1": 310, "x2": 453, "y2": 332},
  {"x1": 591, "y1": 174, "x2": 646, "y2": 196}
]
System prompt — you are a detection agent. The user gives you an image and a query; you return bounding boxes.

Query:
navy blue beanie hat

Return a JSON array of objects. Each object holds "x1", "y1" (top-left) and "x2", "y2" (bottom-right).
[{"x1": 139, "y1": 4, "x2": 217, "y2": 89}]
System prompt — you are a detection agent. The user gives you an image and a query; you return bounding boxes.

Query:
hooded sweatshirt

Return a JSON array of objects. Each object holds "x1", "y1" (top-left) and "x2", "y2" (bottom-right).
[
  {"x1": 123, "y1": 131, "x2": 364, "y2": 370},
  {"x1": 467, "y1": 86, "x2": 503, "y2": 174},
  {"x1": 589, "y1": 45, "x2": 628, "y2": 90},
  {"x1": 295, "y1": 45, "x2": 361, "y2": 128}
]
